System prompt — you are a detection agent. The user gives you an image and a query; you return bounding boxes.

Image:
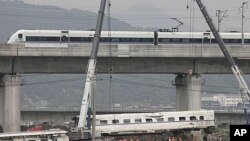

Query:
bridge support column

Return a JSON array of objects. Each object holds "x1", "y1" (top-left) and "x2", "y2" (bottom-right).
[
  {"x1": 0, "y1": 75, "x2": 22, "y2": 132},
  {"x1": 174, "y1": 74, "x2": 202, "y2": 111},
  {"x1": 0, "y1": 79, "x2": 3, "y2": 133}
]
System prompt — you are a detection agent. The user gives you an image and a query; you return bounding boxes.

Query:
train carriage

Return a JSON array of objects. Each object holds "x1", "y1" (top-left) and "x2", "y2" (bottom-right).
[
  {"x1": 95, "y1": 110, "x2": 215, "y2": 135},
  {"x1": 7, "y1": 29, "x2": 250, "y2": 47}
]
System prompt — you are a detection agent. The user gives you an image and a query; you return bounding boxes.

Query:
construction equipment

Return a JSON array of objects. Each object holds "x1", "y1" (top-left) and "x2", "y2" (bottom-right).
[
  {"x1": 195, "y1": 0, "x2": 250, "y2": 124},
  {"x1": 77, "y1": 0, "x2": 106, "y2": 131}
]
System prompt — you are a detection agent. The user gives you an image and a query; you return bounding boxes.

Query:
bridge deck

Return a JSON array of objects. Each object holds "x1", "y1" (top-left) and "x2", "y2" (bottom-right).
[{"x1": 1, "y1": 44, "x2": 250, "y2": 74}]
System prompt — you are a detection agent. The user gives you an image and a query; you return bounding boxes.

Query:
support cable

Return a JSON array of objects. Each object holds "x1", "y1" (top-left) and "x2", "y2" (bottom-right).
[{"x1": 107, "y1": 0, "x2": 114, "y2": 108}]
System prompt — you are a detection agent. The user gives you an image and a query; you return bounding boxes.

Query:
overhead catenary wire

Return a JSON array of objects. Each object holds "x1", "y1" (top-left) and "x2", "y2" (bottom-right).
[
  {"x1": 104, "y1": 77, "x2": 239, "y2": 94},
  {"x1": 3, "y1": 74, "x2": 240, "y2": 95},
  {"x1": 2, "y1": 12, "x2": 250, "y2": 20},
  {"x1": 1, "y1": 12, "x2": 250, "y2": 29},
  {"x1": 106, "y1": 0, "x2": 114, "y2": 108},
  {"x1": 124, "y1": 74, "x2": 240, "y2": 89},
  {"x1": 20, "y1": 73, "x2": 244, "y2": 90}
]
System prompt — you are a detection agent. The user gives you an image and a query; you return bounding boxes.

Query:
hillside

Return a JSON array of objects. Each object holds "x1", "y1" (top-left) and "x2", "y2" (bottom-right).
[
  {"x1": 0, "y1": 0, "x2": 247, "y2": 110},
  {"x1": 21, "y1": 73, "x2": 246, "y2": 109},
  {"x1": 0, "y1": 0, "x2": 137, "y2": 42}
]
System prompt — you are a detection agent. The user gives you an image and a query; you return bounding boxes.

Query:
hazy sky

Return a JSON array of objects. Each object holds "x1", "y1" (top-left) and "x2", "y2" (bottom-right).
[
  {"x1": 22, "y1": 0, "x2": 250, "y2": 31},
  {"x1": 22, "y1": 0, "x2": 248, "y2": 12}
]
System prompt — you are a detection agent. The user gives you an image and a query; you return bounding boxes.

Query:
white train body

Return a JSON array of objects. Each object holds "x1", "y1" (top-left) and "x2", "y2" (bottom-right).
[
  {"x1": 95, "y1": 110, "x2": 215, "y2": 135},
  {"x1": 7, "y1": 30, "x2": 154, "y2": 47},
  {"x1": 6, "y1": 29, "x2": 250, "y2": 47}
]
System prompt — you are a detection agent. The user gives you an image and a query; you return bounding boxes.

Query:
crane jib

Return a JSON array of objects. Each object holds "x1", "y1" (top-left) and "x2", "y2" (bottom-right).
[{"x1": 195, "y1": 0, "x2": 250, "y2": 124}]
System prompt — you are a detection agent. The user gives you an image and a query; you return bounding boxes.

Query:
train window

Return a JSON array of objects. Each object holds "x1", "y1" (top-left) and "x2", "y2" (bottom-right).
[
  {"x1": 46, "y1": 37, "x2": 60, "y2": 41},
  {"x1": 123, "y1": 119, "x2": 130, "y2": 124},
  {"x1": 104, "y1": 37, "x2": 112, "y2": 42},
  {"x1": 156, "y1": 118, "x2": 164, "y2": 122},
  {"x1": 135, "y1": 118, "x2": 142, "y2": 123},
  {"x1": 140, "y1": 38, "x2": 153, "y2": 42},
  {"x1": 131, "y1": 38, "x2": 140, "y2": 42},
  {"x1": 170, "y1": 38, "x2": 181, "y2": 43},
  {"x1": 100, "y1": 37, "x2": 112, "y2": 42},
  {"x1": 182, "y1": 39, "x2": 190, "y2": 43},
  {"x1": 100, "y1": 37, "x2": 106, "y2": 42},
  {"x1": 245, "y1": 39, "x2": 250, "y2": 43},
  {"x1": 159, "y1": 38, "x2": 169, "y2": 43},
  {"x1": 223, "y1": 39, "x2": 229, "y2": 43},
  {"x1": 26, "y1": 36, "x2": 37, "y2": 41},
  {"x1": 26, "y1": 36, "x2": 60, "y2": 42},
  {"x1": 146, "y1": 118, "x2": 153, "y2": 123},
  {"x1": 179, "y1": 117, "x2": 186, "y2": 121},
  {"x1": 100, "y1": 38, "x2": 153, "y2": 43},
  {"x1": 100, "y1": 120, "x2": 108, "y2": 125},
  {"x1": 111, "y1": 38, "x2": 119, "y2": 42},
  {"x1": 18, "y1": 34, "x2": 23, "y2": 39},
  {"x1": 191, "y1": 38, "x2": 202, "y2": 43},
  {"x1": 112, "y1": 119, "x2": 119, "y2": 124},
  {"x1": 70, "y1": 37, "x2": 92, "y2": 42},
  {"x1": 229, "y1": 39, "x2": 241, "y2": 43},
  {"x1": 168, "y1": 117, "x2": 175, "y2": 122},
  {"x1": 190, "y1": 116, "x2": 197, "y2": 121},
  {"x1": 211, "y1": 39, "x2": 217, "y2": 43},
  {"x1": 119, "y1": 38, "x2": 129, "y2": 42},
  {"x1": 199, "y1": 116, "x2": 204, "y2": 121}
]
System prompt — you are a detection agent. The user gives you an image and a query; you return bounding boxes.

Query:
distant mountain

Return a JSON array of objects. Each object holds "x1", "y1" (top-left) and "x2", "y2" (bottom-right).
[
  {"x1": 116, "y1": 2, "x2": 191, "y2": 31},
  {"x1": 21, "y1": 73, "x2": 247, "y2": 109},
  {"x1": 117, "y1": 2, "x2": 172, "y2": 28},
  {"x1": 0, "y1": 0, "x2": 137, "y2": 42},
  {"x1": 0, "y1": 0, "x2": 248, "y2": 110},
  {"x1": 21, "y1": 74, "x2": 177, "y2": 108}
]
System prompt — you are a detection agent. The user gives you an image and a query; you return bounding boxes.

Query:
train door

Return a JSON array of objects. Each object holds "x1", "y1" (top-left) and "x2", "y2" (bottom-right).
[
  {"x1": 61, "y1": 31, "x2": 69, "y2": 43},
  {"x1": 202, "y1": 32, "x2": 211, "y2": 45}
]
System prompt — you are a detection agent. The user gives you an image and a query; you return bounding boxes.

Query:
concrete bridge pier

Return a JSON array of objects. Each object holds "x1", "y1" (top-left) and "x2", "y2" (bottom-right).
[
  {"x1": 0, "y1": 74, "x2": 22, "y2": 132},
  {"x1": 0, "y1": 82, "x2": 3, "y2": 132},
  {"x1": 173, "y1": 74, "x2": 203, "y2": 111}
]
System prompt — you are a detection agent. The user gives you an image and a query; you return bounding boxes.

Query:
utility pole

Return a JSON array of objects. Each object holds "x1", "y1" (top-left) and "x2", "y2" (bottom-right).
[
  {"x1": 216, "y1": 10, "x2": 227, "y2": 32},
  {"x1": 239, "y1": 2, "x2": 247, "y2": 47}
]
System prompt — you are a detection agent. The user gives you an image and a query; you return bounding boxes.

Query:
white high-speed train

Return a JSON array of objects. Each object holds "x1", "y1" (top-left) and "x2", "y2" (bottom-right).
[
  {"x1": 94, "y1": 110, "x2": 215, "y2": 135},
  {"x1": 6, "y1": 29, "x2": 250, "y2": 47}
]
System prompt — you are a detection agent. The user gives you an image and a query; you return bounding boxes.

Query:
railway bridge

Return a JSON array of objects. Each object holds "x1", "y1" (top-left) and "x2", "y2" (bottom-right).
[{"x1": 1, "y1": 43, "x2": 250, "y2": 132}]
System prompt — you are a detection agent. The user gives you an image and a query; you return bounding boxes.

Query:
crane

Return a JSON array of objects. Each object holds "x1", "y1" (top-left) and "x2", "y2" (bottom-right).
[
  {"x1": 195, "y1": 0, "x2": 250, "y2": 124},
  {"x1": 78, "y1": 0, "x2": 107, "y2": 129}
]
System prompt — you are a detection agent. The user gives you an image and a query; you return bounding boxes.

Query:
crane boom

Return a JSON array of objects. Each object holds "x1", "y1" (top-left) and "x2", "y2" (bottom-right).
[
  {"x1": 78, "y1": 0, "x2": 106, "y2": 128},
  {"x1": 195, "y1": 0, "x2": 250, "y2": 123}
]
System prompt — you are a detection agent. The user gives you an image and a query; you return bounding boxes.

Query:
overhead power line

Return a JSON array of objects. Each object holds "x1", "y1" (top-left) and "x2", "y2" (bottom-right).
[{"x1": 0, "y1": 74, "x2": 238, "y2": 95}]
